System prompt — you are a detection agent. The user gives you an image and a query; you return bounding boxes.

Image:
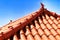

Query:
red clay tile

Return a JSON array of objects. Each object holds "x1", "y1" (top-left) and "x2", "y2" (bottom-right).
[
  {"x1": 7, "y1": 38, "x2": 10, "y2": 40},
  {"x1": 34, "y1": 20, "x2": 44, "y2": 36},
  {"x1": 45, "y1": 14, "x2": 49, "y2": 20},
  {"x1": 52, "y1": 23, "x2": 58, "y2": 30},
  {"x1": 42, "y1": 34, "x2": 49, "y2": 40},
  {"x1": 34, "y1": 20, "x2": 40, "y2": 29},
  {"x1": 46, "y1": 24, "x2": 53, "y2": 30},
  {"x1": 49, "y1": 35, "x2": 56, "y2": 40},
  {"x1": 30, "y1": 24, "x2": 41, "y2": 40},
  {"x1": 55, "y1": 35, "x2": 60, "y2": 40},
  {"x1": 44, "y1": 29, "x2": 51, "y2": 36},
  {"x1": 50, "y1": 16, "x2": 55, "y2": 20},
  {"x1": 48, "y1": 19, "x2": 53, "y2": 24},
  {"x1": 38, "y1": 28, "x2": 44, "y2": 36},
  {"x1": 20, "y1": 29, "x2": 26, "y2": 40},
  {"x1": 58, "y1": 24, "x2": 60, "y2": 28},
  {"x1": 43, "y1": 18, "x2": 48, "y2": 24},
  {"x1": 30, "y1": 24, "x2": 37, "y2": 36},
  {"x1": 25, "y1": 26, "x2": 34, "y2": 40},
  {"x1": 53, "y1": 19, "x2": 58, "y2": 25},
  {"x1": 56, "y1": 29, "x2": 60, "y2": 35},
  {"x1": 34, "y1": 34, "x2": 41, "y2": 40},
  {"x1": 40, "y1": 23, "x2": 46, "y2": 29},
  {"x1": 50, "y1": 29, "x2": 57, "y2": 36},
  {"x1": 38, "y1": 16, "x2": 43, "y2": 24},
  {"x1": 50, "y1": 16, "x2": 58, "y2": 25},
  {"x1": 13, "y1": 34, "x2": 19, "y2": 40}
]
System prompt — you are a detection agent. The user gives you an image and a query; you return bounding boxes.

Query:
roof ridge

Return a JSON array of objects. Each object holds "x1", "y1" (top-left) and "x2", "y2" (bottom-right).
[{"x1": 44, "y1": 8, "x2": 60, "y2": 18}]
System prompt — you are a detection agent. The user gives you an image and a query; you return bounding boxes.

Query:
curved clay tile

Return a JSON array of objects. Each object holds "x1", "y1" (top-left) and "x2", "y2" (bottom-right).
[
  {"x1": 49, "y1": 35, "x2": 56, "y2": 40},
  {"x1": 13, "y1": 34, "x2": 19, "y2": 40},
  {"x1": 44, "y1": 28, "x2": 51, "y2": 36},
  {"x1": 25, "y1": 26, "x2": 34, "y2": 40},
  {"x1": 42, "y1": 34, "x2": 49, "y2": 40},
  {"x1": 55, "y1": 35, "x2": 60, "y2": 40},
  {"x1": 20, "y1": 29, "x2": 27, "y2": 40}
]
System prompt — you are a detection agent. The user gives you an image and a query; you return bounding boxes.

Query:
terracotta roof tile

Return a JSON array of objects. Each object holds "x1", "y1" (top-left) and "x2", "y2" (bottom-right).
[
  {"x1": 13, "y1": 34, "x2": 19, "y2": 40},
  {"x1": 20, "y1": 29, "x2": 26, "y2": 40},
  {"x1": 35, "y1": 19, "x2": 44, "y2": 36},
  {"x1": 40, "y1": 23, "x2": 46, "y2": 29},
  {"x1": 44, "y1": 29, "x2": 51, "y2": 36},
  {"x1": 52, "y1": 23, "x2": 58, "y2": 30},
  {"x1": 30, "y1": 24, "x2": 37, "y2": 36},
  {"x1": 56, "y1": 29, "x2": 60, "y2": 35},
  {"x1": 25, "y1": 26, "x2": 34, "y2": 40},
  {"x1": 34, "y1": 34, "x2": 41, "y2": 40},
  {"x1": 34, "y1": 20, "x2": 40, "y2": 29},
  {"x1": 55, "y1": 35, "x2": 60, "y2": 40},
  {"x1": 46, "y1": 24, "x2": 53, "y2": 30},
  {"x1": 49, "y1": 35, "x2": 56, "y2": 40},
  {"x1": 48, "y1": 18, "x2": 53, "y2": 24},
  {"x1": 30, "y1": 24, "x2": 41, "y2": 40},
  {"x1": 38, "y1": 16, "x2": 43, "y2": 24},
  {"x1": 42, "y1": 34, "x2": 49, "y2": 40},
  {"x1": 58, "y1": 24, "x2": 60, "y2": 28},
  {"x1": 50, "y1": 28, "x2": 57, "y2": 36},
  {"x1": 45, "y1": 14, "x2": 50, "y2": 20},
  {"x1": 0, "y1": 3, "x2": 60, "y2": 40}
]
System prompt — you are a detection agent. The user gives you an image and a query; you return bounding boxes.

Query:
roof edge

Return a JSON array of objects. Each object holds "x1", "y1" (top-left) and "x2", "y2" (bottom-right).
[{"x1": 44, "y1": 8, "x2": 60, "y2": 18}]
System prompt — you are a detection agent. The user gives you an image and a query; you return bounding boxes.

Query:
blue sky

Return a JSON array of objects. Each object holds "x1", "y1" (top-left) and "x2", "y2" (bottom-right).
[{"x1": 0, "y1": 0, "x2": 60, "y2": 27}]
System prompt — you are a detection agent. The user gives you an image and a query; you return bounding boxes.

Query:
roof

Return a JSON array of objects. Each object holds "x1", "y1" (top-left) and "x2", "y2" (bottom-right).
[{"x1": 0, "y1": 3, "x2": 60, "y2": 40}]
